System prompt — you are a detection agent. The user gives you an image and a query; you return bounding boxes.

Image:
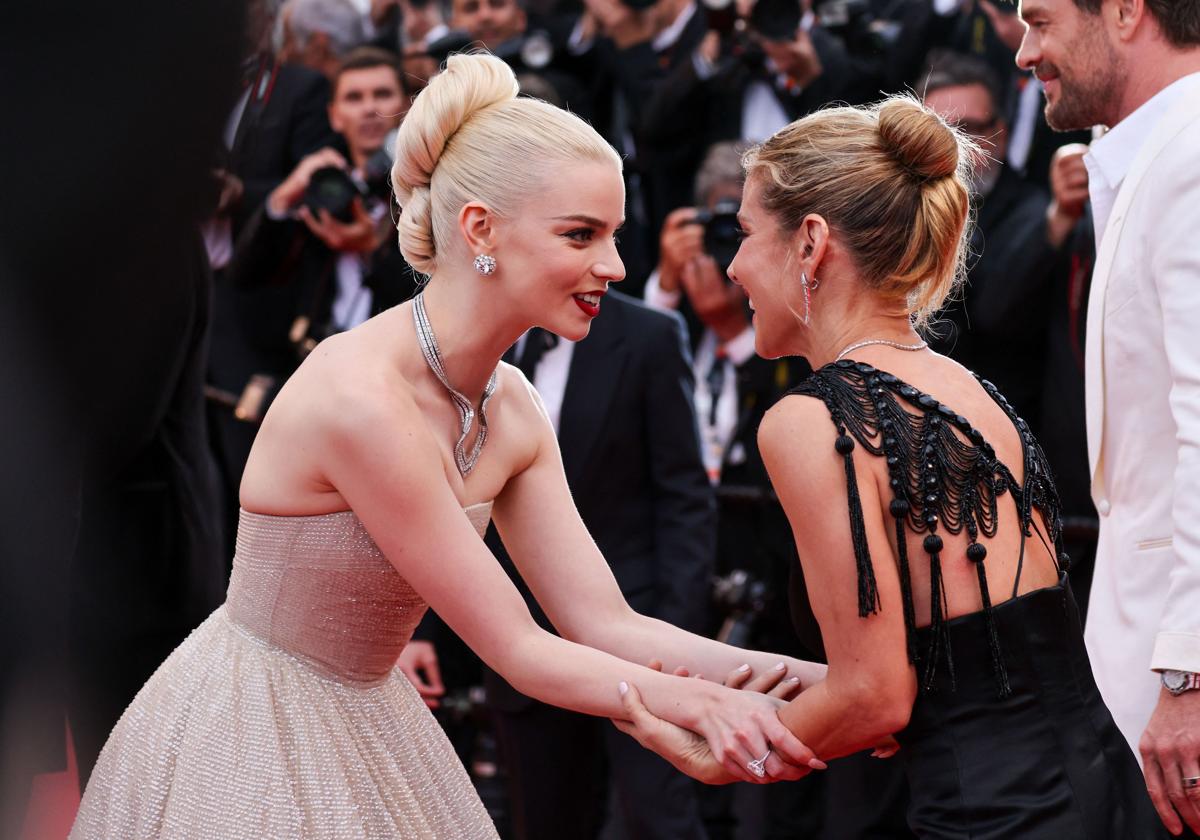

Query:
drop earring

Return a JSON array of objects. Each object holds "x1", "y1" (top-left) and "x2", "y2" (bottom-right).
[
  {"x1": 474, "y1": 254, "x2": 497, "y2": 275},
  {"x1": 801, "y1": 271, "x2": 819, "y2": 326}
]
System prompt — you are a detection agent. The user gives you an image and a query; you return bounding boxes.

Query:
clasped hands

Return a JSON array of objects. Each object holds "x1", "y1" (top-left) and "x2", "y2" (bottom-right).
[{"x1": 613, "y1": 661, "x2": 899, "y2": 785}]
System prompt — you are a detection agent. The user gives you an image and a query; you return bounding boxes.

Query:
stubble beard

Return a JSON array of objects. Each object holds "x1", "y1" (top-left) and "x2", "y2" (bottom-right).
[{"x1": 1043, "y1": 21, "x2": 1123, "y2": 131}]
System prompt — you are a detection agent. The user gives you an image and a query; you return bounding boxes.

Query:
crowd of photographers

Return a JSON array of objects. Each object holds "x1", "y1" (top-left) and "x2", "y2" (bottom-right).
[{"x1": 195, "y1": 0, "x2": 1102, "y2": 837}]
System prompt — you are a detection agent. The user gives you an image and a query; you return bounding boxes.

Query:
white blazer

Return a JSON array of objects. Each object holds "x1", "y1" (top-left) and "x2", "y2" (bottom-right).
[{"x1": 1083, "y1": 77, "x2": 1200, "y2": 754}]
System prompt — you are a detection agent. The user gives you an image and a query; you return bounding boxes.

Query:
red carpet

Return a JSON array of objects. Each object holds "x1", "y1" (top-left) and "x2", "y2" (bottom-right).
[{"x1": 20, "y1": 720, "x2": 79, "y2": 840}]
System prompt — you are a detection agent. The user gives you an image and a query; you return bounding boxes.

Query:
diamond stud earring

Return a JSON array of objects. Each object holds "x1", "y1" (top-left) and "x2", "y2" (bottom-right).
[{"x1": 474, "y1": 254, "x2": 497, "y2": 275}]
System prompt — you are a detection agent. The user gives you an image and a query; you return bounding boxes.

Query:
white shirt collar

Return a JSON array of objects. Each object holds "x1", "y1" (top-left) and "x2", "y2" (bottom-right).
[
  {"x1": 1086, "y1": 72, "x2": 1200, "y2": 192},
  {"x1": 652, "y1": 1, "x2": 696, "y2": 53},
  {"x1": 1084, "y1": 72, "x2": 1200, "y2": 245}
]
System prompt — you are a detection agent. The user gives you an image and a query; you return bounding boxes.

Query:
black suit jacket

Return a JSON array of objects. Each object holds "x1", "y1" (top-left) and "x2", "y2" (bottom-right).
[
  {"x1": 225, "y1": 59, "x2": 337, "y2": 236},
  {"x1": 641, "y1": 24, "x2": 852, "y2": 159},
  {"x1": 206, "y1": 66, "x2": 337, "y2": 510},
  {"x1": 930, "y1": 167, "x2": 1057, "y2": 421},
  {"x1": 485, "y1": 292, "x2": 716, "y2": 712}
]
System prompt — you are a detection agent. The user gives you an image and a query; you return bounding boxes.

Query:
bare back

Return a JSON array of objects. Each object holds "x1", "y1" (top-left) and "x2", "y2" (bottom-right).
[{"x1": 847, "y1": 350, "x2": 1061, "y2": 625}]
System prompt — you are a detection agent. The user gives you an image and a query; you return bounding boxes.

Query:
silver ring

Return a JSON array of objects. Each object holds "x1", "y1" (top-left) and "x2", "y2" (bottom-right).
[
  {"x1": 1184, "y1": 776, "x2": 1200, "y2": 790},
  {"x1": 747, "y1": 749, "x2": 771, "y2": 778}
]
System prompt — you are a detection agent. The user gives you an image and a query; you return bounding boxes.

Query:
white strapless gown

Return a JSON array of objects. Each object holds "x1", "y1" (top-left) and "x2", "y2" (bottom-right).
[{"x1": 70, "y1": 503, "x2": 500, "y2": 839}]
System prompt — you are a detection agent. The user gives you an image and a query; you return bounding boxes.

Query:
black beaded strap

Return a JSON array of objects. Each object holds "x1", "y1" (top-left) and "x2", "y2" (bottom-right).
[{"x1": 789, "y1": 361, "x2": 1065, "y2": 698}]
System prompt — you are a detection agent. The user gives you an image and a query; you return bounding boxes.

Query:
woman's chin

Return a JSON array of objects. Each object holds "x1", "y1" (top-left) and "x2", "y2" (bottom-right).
[{"x1": 551, "y1": 321, "x2": 590, "y2": 343}]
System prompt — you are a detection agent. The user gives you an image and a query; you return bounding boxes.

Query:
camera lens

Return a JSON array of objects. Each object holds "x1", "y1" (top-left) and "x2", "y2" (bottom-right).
[
  {"x1": 702, "y1": 199, "x2": 743, "y2": 272},
  {"x1": 303, "y1": 167, "x2": 365, "y2": 223}
]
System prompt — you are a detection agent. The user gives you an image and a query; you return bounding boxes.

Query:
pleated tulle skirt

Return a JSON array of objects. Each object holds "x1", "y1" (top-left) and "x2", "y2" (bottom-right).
[{"x1": 70, "y1": 607, "x2": 499, "y2": 839}]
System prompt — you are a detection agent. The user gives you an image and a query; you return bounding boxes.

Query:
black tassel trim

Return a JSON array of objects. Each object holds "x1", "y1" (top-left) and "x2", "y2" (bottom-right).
[
  {"x1": 836, "y1": 431, "x2": 880, "y2": 617},
  {"x1": 921, "y1": 534, "x2": 955, "y2": 692},
  {"x1": 970, "y1": 544, "x2": 1012, "y2": 697},
  {"x1": 893, "y1": 511, "x2": 918, "y2": 664}
]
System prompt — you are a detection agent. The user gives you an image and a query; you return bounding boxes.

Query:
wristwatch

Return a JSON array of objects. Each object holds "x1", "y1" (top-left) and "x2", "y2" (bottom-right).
[{"x1": 1161, "y1": 670, "x2": 1200, "y2": 696}]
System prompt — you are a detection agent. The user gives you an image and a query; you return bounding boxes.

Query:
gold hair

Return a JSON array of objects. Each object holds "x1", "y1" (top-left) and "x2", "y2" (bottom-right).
[
  {"x1": 390, "y1": 52, "x2": 622, "y2": 276},
  {"x1": 744, "y1": 94, "x2": 977, "y2": 327}
]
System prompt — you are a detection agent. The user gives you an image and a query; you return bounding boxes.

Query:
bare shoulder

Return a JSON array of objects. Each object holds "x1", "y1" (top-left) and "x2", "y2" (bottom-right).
[
  {"x1": 252, "y1": 330, "x2": 431, "y2": 479},
  {"x1": 758, "y1": 392, "x2": 838, "y2": 464},
  {"x1": 757, "y1": 392, "x2": 846, "y2": 501},
  {"x1": 495, "y1": 359, "x2": 554, "y2": 429}
]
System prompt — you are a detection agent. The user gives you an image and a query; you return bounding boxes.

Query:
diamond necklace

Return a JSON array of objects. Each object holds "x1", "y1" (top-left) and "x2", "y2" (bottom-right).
[
  {"x1": 412, "y1": 292, "x2": 497, "y2": 476},
  {"x1": 834, "y1": 337, "x2": 929, "y2": 362}
]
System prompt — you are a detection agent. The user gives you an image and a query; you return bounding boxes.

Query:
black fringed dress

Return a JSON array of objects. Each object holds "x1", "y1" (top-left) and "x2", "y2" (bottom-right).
[{"x1": 788, "y1": 360, "x2": 1157, "y2": 839}]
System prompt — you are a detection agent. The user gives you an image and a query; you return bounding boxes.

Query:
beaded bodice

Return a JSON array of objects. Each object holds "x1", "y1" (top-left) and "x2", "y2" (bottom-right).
[
  {"x1": 225, "y1": 503, "x2": 493, "y2": 685},
  {"x1": 790, "y1": 361, "x2": 1066, "y2": 696}
]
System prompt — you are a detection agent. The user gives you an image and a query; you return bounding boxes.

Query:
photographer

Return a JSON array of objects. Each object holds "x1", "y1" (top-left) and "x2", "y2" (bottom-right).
[
  {"x1": 209, "y1": 49, "x2": 418, "y2": 561},
  {"x1": 658, "y1": 0, "x2": 858, "y2": 131},
  {"x1": 631, "y1": 0, "x2": 852, "y2": 262},
  {"x1": 644, "y1": 142, "x2": 827, "y2": 838},
  {"x1": 233, "y1": 46, "x2": 417, "y2": 340},
  {"x1": 921, "y1": 51, "x2": 1071, "y2": 424}
]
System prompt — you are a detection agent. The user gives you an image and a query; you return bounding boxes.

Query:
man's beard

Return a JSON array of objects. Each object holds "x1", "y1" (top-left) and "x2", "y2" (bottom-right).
[{"x1": 1041, "y1": 25, "x2": 1122, "y2": 131}]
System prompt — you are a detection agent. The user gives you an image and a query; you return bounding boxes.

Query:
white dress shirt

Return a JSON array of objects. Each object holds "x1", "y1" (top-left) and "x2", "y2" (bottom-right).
[
  {"x1": 644, "y1": 270, "x2": 755, "y2": 481},
  {"x1": 513, "y1": 331, "x2": 576, "y2": 435},
  {"x1": 1084, "y1": 73, "x2": 1200, "y2": 247}
]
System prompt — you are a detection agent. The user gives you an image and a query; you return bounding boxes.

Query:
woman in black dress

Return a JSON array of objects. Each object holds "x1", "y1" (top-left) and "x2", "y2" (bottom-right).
[{"x1": 616, "y1": 96, "x2": 1159, "y2": 837}]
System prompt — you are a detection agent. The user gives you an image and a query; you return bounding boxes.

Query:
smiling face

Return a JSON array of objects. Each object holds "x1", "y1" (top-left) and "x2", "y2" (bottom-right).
[
  {"x1": 492, "y1": 160, "x2": 626, "y2": 341},
  {"x1": 726, "y1": 176, "x2": 808, "y2": 359},
  {"x1": 1017, "y1": 0, "x2": 1124, "y2": 129}
]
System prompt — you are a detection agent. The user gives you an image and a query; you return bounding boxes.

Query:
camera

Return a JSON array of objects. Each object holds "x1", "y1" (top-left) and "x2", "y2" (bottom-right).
[
  {"x1": 815, "y1": 0, "x2": 903, "y2": 53},
  {"x1": 302, "y1": 166, "x2": 368, "y2": 223},
  {"x1": 711, "y1": 569, "x2": 769, "y2": 648},
  {"x1": 425, "y1": 30, "x2": 476, "y2": 64},
  {"x1": 697, "y1": 0, "x2": 806, "y2": 82},
  {"x1": 690, "y1": 199, "x2": 742, "y2": 272}
]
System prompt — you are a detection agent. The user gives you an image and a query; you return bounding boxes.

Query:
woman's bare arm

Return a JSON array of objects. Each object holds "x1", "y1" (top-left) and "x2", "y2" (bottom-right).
[
  {"x1": 760, "y1": 395, "x2": 918, "y2": 760},
  {"x1": 491, "y1": 379, "x2": 827, "y2": 689},
  {"x1": 320, "y1": 376, "x2": 820, "y2": 782}
]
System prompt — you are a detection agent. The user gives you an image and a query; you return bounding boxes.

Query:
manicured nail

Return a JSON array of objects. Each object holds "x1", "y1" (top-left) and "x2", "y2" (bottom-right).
[
  {"x1": 774, "y1": 662, "x2": 786, "y2": 671},
  {"x1": 788, "y1": 677, "x2": 801, "y2": 683},
  {"x1": 619, "y1": 681, "x2": 629, "y2": 696},
  {"x1": 809, "y1": 758, "x2": 828, "y2": 770},
  {"x1": 737, "y1": 663, "x2": 751, "y2": 672}
]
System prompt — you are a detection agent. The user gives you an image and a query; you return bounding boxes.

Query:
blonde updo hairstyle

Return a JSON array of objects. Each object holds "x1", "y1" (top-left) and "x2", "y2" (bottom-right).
[
  {"x1": 743, "y1": 95, "x2": 976, "y2": 327},
  {"x1": 391, "y1": 53, "x2": 622, "y2": 276}
]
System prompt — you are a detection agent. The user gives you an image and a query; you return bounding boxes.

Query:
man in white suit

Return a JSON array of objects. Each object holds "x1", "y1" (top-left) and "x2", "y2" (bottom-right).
[{"x1": 1016, "y1": 0, "x2": 1200, "y2": 835}]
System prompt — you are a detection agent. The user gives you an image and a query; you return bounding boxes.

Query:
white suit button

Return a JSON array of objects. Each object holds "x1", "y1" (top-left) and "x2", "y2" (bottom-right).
[{"x1": 1098, "y1": 499, "x2": 1112, "y2": 516}]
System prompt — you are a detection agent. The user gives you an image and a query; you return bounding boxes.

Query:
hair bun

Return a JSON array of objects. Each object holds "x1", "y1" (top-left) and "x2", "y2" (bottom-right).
[
  {"x1": 391, "y1": 52, "x2": 519, "y2": 202},
  {"x1": 876, "y1": 96, "x2": 961, "y2": 182}
]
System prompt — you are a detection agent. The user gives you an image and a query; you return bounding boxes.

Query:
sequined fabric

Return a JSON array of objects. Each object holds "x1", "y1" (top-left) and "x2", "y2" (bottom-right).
[{"x1": 71, "y1": 504, "x2": 499, "y2": 839}]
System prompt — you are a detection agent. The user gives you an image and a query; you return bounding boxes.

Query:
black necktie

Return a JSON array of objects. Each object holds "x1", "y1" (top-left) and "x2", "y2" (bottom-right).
[
  {"x1": 706, "y1": 348, "x2": 726, "y2": 427},
  {"x1": 514, "y1": 328, "x2": 559, "y2": 381}
]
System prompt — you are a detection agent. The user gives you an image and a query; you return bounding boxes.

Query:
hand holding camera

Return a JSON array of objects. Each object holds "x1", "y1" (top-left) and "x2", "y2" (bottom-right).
[
  {"x1": 658, "y1": 207, "x2": 706, "y2": 293},
  {"x1": 266, "y1": 147, "x2": 350, "y2": 217},
  {"x1": 266, "y1": 147, "x2": 389, "y2": 254}
]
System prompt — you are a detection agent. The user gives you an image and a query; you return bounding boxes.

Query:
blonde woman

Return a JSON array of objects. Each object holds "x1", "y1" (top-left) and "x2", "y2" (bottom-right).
[
  {"x1": 68, "y1": 54, "x2": 829, "y2": 839},
  {"x1": 616, "y1": 98, "x2": 1159, "y2": 838}
]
